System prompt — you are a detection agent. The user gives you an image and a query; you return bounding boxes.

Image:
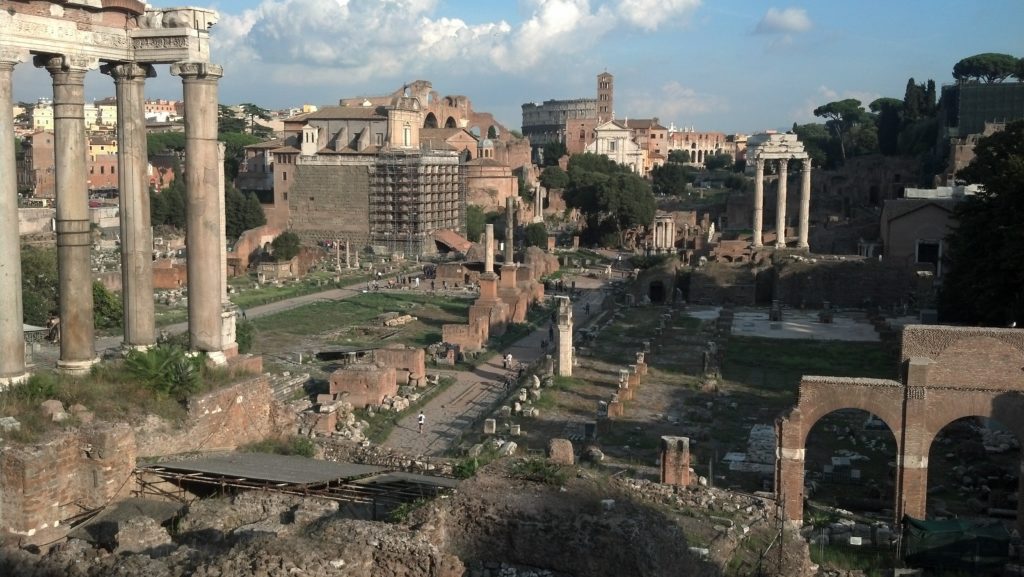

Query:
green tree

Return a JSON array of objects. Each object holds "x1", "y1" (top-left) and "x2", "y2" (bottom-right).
[
  {"x1": 563, "y1": 153, "x2": 656, "y2": 246},
  {"x1": 667, "y1": 149, "x2": 691, "y2": 164},
  {"x1": 813, "y1": 99, "x2": 869, "y2": 163},
  {"x1": 218, "y1": 104, "x2": 245, "y2": 133},
  {"x1": 151, "y1": 178, "x2": 186, "y2": 229},
  {"x1": 703, "y1": 152, "x2": 733, "y2": 171},
  {"x1": 539, "y1": 166, "x2": 569, "y2": 190},
  {"x1": 240, "y1": 103, "x2": 272, "y2": 136},
  {"x1": 21, "y1": 246, "x2": 58, "y2": 325},
  {"x1": 147, "y1": 132, "x2": 186, "y2": 157},
  {"x1": 939, "y1": 120, "x2": 1024, "y2": 325},
  {"x1": 92, "y1": 281, "x2": 123, "y2": 330},
  {"x1": 224, "y1": 186, "x2": 266, "y2": 240},
  {"x1": 791, "y1": 123, "x2": 835, "y2": 168},
  {"x1": 650, "y1": 162, "x2": 695, "y2": 196},
  {"x1": 870, "y1": 97, "x2": 903, "y2": 156},
  {"x1": 952, "y1": 53, "x2": 1020, "y2": 83},
  {"x1": 271, "y1": 231, "x2": 301, "y2": 261},
  {"x1": 466, "y1": 204, "x2": 485, "y2": 242},
  {"x1": 1016, "y1": 57, "x2": 1024, "y2": 81},
  {"x1": 541, "y1": 141, "x2": 567, "y2": 166},
  {"x1": 524, "y1": 222, "x2": 548, "y2": 248}
]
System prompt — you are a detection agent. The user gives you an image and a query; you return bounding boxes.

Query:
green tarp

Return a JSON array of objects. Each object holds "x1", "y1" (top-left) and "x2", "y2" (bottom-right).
[{"x1": 904, "y1": 515, "x2": 1010, "y2": 569}]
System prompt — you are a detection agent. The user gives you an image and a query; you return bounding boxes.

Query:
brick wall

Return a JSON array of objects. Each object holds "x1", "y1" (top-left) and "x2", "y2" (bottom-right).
[
  {"x1": 329, "y1": 366, "x2": 397, "y2": 408},
  {"x1": 135, "y1": 374, "x2": 293, "y2": 457},
  {"x1": 289, "y1": 164, "x2": 371, "y2": 243},
  {"x1": 374, "y1": 346, "x2": 426, "y2": 381}
]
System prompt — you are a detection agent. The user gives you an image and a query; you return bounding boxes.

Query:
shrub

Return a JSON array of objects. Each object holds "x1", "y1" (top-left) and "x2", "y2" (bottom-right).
[
  {"x1": 510, "y1": 458, "x2": 568, "y2": 486},
  {"x1": 236, "y1": 319, "x2": 255, "y2": 354},
  {"x1": 124, "y1": 344, "x2": 203, "y2": 400}
]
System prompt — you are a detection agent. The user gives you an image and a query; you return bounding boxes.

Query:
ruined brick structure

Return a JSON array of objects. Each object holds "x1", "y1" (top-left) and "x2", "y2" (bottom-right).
[
  {"x1": 660, "y1": 436, "x2": 692, "y2": 487},
  {"x1": 776, "y1": 325, "x2": 1024, "y2": 531}
]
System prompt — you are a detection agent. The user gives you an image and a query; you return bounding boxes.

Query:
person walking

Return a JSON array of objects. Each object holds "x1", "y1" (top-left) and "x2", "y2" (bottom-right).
[{"x1": 417, "y1": 412, "x2": 425, "y2": 434}]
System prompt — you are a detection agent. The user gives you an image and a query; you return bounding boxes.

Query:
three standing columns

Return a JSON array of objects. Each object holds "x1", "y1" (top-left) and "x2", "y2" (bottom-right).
[
  {"x1": 751, "y1": 158, "x2": 811, "y2": 250},
  {"x1": 103, "y1": 62, "x2": 156, "y2": 350},
  {"x1": 38, "y1": 54, "x2": 98, "y2": 374},
  {"x1": 172, "y1": 62, "x2": 235, "y2": 359},
  {"x1": 0, "y1": 50, "x2": 28, "y2": 384}
]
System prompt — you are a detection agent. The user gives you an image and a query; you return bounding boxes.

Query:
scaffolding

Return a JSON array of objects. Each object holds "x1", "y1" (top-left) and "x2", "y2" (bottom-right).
[{"x1": 369, "y1": 148, "x2": 466, "y2": 255}]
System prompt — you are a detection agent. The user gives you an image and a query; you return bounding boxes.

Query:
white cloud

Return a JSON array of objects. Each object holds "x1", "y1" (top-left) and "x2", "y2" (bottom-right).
[
  {"x1": 209, "y1": 0, "x2": 702, "y2": 86},
  {"x1": 616, "y1": 0, "x2": 702, "y2": 31},
  {"x1": 625, "y1": 81, "x2": 726, "y2": 125},
  {"x1": 754, "y1": 7, "x2": 812, "y2": 35}
]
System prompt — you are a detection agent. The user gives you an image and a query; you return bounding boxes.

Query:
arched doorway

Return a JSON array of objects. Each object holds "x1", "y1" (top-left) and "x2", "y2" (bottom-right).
[
  {"x1": 444, "y1": 116, "x2": 457, "y2": 128},
  {"x1": 926, "y1": 416, "x2": 1020, "y2": 521},
  {"x1": 487, "y1": 125, "x2": 498, "y2": 139},
  {"x1": 648, "y1": 281, "x2": 666, "y2": 303},
  {"x1": 803, "y1": 409, "x2": 898, "y2": 518},
  {"x1": 424, "y1": 112, "x2": 438, "y2": 129}
]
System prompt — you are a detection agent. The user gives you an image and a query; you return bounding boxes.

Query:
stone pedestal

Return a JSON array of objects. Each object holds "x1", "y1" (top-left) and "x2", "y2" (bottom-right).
[
  {"x1": 556, "y1": 295, "x2": 573, "y2": 377},
  {"x1": 660, "y1": 436, "x2": 691, "y2": 486},
  {"x1": 483, "y1": 418, "x2": 496, "y2": 435}
]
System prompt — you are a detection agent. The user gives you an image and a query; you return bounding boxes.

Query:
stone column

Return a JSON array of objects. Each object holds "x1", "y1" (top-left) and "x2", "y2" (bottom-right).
[
  {"x1": 798, "y1": 160, "x2": 811, "y2": 249},
  {"x1": 484, "y1": 223, "x2": 494, "y2": 273},
  {"x1": 660, "y1": 436, "x2": 691, "y2": 486},
  {"x1": 776, "y1": 416, "x2": 806, "y2": 525},
  {"x1": 556, "y1": 295, "x2": 573, "y2": 377},
  {"x1": 172, "y1": 62, "x2": 231, "y2": 357},
  {"x1": 504, "y1": 197, "x2": 515, "y2": 263},
  {"x1": 38, "y1": 54, "x2": 98, "y2": 374},
  {"x1": 667, "y1": 219, "x2": 675, "y2": 252},
  {"x1": 0, "y1": 50, "x2": 28, "y2": 385},
  {"x1": 752, "y1": 158, "x2": 764, "y2": 247},
  {"x1": 104, "y1": 62, "x2": 156, "y2": 350},
  {"x1": 775, "y1": 158, "x2": 789, "y2": 248},
  {"x1": 534, "y1": 185, "x2": 544, "y2": 222},
  {"x1": 897, "y1": 359, "x2": 932, "y2": 523}
]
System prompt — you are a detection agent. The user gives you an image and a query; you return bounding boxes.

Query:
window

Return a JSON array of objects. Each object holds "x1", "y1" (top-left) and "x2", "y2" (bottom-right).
[
  {"x1": 916, "y1": 240, "x2": 942, "y2": 275},
  {"x1": 283, "y1": 193, "x2": 288, "y2": 201},
  {"x1": 376, "y1": 133, "x2": 384, "y2": 146},
  {"x1": 283, "y1": 171, "x2": 287, "y2": 181},
  {"x1": 403, "y1": 125, "x2": 411, "y2": 147}
]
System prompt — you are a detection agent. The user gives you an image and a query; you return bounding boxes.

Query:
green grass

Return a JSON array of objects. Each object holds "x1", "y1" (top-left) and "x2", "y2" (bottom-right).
[{"x1": 809, "y1": 544, "x2": 898, "y2": 577}]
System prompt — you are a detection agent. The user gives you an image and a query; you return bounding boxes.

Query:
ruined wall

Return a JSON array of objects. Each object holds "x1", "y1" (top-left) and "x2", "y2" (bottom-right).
[
  {"x1": 374, "y1": 345, "x2": 427, "y2": 385},
  {"x1": 329, "y1": 366, "x2": 398, "y2": 408},
  {"x1": 135, "y1": 374, "x2": 292, "y2": 457},
  {"x1": 773, "y1": 257, "x2": 916, "y2": 308},
  {"x1": 17, "y1": 208, "x2": 55, "y2": 236},
  {"x1": 289, "y1": 164, "x2": 371, "y2": 243},
  {"x1": 688, "y1": 263, "x2": 756, "y2": 306},
  {"x1": 0, "y1": 424, "x2": 135, "y2": 546},
  {"x1": 152, "y1": 259, "x2": 187, "y2": 289}
]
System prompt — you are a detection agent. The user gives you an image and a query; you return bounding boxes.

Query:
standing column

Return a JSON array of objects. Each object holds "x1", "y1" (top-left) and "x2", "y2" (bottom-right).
[
  {"x1": 38, "y1": 54, "x2": 97, "y2": 374},
  {"x1": 172, "y1": 63, "x2": 231, "y2": 357},
  {"x1": 798, "y1": 159, "x2": 811, "y2": 249},
  {"x1": 0, "y1": 50, "x2": 28, "y2": 385},
  {"x1": 775, "y1": 158, "x2": 789, "y2": 248},
  {"x1": 103, "y1": 62, "x2": 156, "y2": 350},
  {"x1": 504, "y1": 197, "x2": 515, "y2": 263},
  {"x1": 484, "y1": 223, "x2": 494, "y2": 273},
  {"x1": 752, "y1": 158, "x2": 764, "y2": 247}
]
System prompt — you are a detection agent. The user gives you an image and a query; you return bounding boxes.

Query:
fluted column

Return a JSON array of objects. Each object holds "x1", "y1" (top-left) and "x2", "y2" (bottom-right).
[
  {"x1": 798, "y1": 160, "x2": 811, "y2": 249},
  {"x1": 752, "y1": 158, "x2": 764, "y2": 247},
  {"x1": 172, "y1": 62, "x2": 230, "y2": 356},
  {"x1": 38, "y1": 54, "x2": 98, "y2": 374},
  {"x1": 0, "y1": 50, "x2": 28, "y2": 385},
  {"x1": 775, "y1": 158, "x2": 788, "y2": 248},
  {"x1": 103, "y1": 62, "x2": 156, "y2": 350}
]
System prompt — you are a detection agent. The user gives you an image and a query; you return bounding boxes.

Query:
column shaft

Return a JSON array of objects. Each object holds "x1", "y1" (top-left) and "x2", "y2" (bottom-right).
[
  {"x1": 0, "y1": 53, "x2": 27, "y2": 383},
  {"x1": 484, "y1": 223, "x2": 494, "y2": 273},
  {"x1": 776, "y1": 158, "x2": 789, "y2": 248},
  {"x1": 798, "y1": 161, "x2": 811, "y2": 249},
  {"x1": 40, "y1": 55, "x2": 96, "y2": 373},
  {"x1": 504, "y1": 197, "x2": 515, "y2": 263},
  {"x1": 106, "y1": 63, "x2": 155, "y2": 349},
  {"x1": 173, "y1": 63, "x2": 227, "y2": 354},
  {"x1": 752, "y1": 159, "x2": 764, "y2": 247}
]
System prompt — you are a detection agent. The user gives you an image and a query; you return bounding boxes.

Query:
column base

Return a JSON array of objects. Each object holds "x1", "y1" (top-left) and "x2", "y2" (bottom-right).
[
  {"x1": 57, "y1": 357, "x2": 100, "y2": 376},
  {"x1": 0, "y1": 372, "x2": 31, "y2": 389},
  {"x1": 797, "y1": 242, "x2": 809, "y2": 250}
]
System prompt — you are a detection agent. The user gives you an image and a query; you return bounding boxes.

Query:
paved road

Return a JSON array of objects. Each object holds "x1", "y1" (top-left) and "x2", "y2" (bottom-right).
[{"x1": 383, "y1": 274, "x2": 609, "y2": 457}]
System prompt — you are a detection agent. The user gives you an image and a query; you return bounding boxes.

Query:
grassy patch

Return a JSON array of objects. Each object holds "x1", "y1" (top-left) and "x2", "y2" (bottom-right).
[
  {"x1": 239, "y1": 435, "x2": 316, "y2": 457},
  {"x1": 510, "y1": 458, "x2": 569, "y2": 485},
  {"x1": 809, "y1": 544, "x2": 898, "y2": 577}
]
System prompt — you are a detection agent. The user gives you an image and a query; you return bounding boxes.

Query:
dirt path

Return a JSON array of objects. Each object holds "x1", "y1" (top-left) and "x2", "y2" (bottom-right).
[{"x1": 383, "y1": 275, "x2": 609, "y2": 457}]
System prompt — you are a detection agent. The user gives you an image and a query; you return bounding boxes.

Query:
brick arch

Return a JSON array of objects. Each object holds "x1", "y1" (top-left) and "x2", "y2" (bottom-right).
[
  {"x1": 793, "y1": 378, "x2": 906, "y2": 448},
  {"x1": 923, "y1": 390, "x2": 1024, "y2": 454},
  {"x1": 444, "y1": 116, "x2": 457, "y2": 129},
  {"x1": 424, "y1": 112, "x2": 438, "y2": 129}
]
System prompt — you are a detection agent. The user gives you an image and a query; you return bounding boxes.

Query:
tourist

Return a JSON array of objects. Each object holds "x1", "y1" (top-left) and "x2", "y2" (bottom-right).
[{"x1": 417, "y1": 412, "x2": 425, "y2": 434}]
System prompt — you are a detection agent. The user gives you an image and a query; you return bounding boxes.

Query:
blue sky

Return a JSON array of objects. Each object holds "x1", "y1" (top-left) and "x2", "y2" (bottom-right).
[{"x1": 13, "y1": 0, "x2": 1024, "y2": 133}]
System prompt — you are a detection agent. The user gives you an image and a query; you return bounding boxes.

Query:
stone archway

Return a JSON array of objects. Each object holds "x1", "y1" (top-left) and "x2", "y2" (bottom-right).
[
  {"x1": 648, "y1": 281, "x2": 666, "y2": 304},
  {"x1": 777, "y1": 326, "x2": 1024, "y2": 532},
  {"x1": 424, "y1": 112, "x2": 438, "y2": 128},
  {"x1": 445, "y1": 116, "x2": 457, "y2": 128}
]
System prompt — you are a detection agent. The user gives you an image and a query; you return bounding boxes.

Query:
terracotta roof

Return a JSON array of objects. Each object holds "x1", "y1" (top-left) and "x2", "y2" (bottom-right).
[
  {"x1": 883, "y1": 198, "x2": 956, "y2": 223},
  {"x1": 420, "y1": 128, "x2": 473, "y2": 140},
  {"x1": 270, "y1": 146, "x2": 301, "y2": 154},
  {"x1": 245, "y1": 138, "x2": 284, "y2": 150},
  {"x1": 304, "y1": 106, "x2": 388, "y2": 120},
  {"x1": 465, "y1": 157, "x2": 506, "y2": 167},
  {"x1": 433, "y1": 229, "x2": 472, "y2": 253}
]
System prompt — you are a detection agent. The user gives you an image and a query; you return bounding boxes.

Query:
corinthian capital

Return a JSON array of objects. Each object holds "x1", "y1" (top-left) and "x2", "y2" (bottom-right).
[
  {"x1": 0, "y1": 47, "x2": 28, "y2": 67},
  {"x1": 170, "y1": 61, "x2": 223, "y2": 79},
  {"x1": 100, "y1": 62, "x2": 157, "y2": 81},
  {"x1": 34, "y1": 53, "x2": 100, "y2": 74}
]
